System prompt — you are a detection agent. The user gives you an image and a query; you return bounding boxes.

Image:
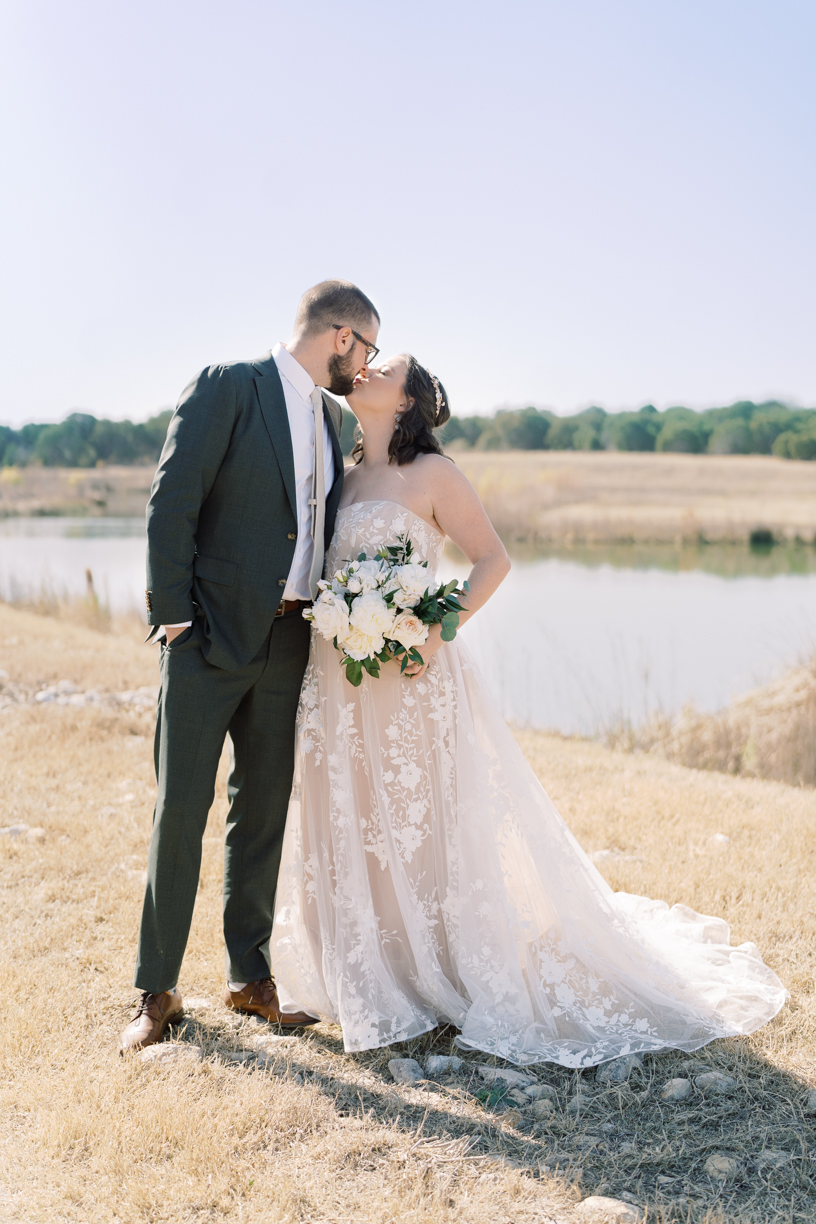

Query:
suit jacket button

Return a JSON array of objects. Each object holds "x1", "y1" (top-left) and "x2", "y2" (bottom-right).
[
  {"x1": 287, "y1": 532, "x2": 297, "y2": 540},
  {"x1": 278, "y1": 578, "x2": 286, "y2": 586}
]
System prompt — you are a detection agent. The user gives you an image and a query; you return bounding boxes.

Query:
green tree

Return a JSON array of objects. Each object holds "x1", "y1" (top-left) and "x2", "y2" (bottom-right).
[{"x1": 707, "y1": 419, "x2": 752, "y2": 454}]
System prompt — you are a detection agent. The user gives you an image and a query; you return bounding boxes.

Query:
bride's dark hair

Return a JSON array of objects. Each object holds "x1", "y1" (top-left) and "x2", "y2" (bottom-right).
[{"x1": 351, "y1": 354, "x2": 452, "y2": 466}]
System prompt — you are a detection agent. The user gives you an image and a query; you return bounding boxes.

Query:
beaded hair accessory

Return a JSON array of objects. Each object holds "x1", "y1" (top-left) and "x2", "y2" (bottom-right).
[{"x1": 429, "y1": 372, "x2": 444, "y2": 421}]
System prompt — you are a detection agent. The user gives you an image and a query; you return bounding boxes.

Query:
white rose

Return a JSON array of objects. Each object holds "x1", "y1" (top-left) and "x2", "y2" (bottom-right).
[
  {"x1": 310, "y1": 592, "x2": 350, "y2": 642},
  {"x1": 346, "y1": 576, "x2": 363, "y2": 593},
  {"x1": 342, "y1": 625, "x2": 384, "y2": 661},
  {"x1": 349, "y1": 590, "x2": 396, "y2": 637},
  {"x1": 392, "y1": 562, "x2": 431, "y2": 609},
  {"x1": 388, "y1": 611, "x2": 429, "y2": 650},
  {"x1": 355, "y1": 558, "x2": 386, "y2": 592}
]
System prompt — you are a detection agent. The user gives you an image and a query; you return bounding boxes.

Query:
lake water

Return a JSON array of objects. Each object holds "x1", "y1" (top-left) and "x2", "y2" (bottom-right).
[{"x1": 3, "y1": 516, "x2": 816, "y2": 736}]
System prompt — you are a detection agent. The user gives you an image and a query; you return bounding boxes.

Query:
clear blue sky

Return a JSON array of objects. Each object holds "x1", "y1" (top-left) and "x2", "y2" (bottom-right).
[{"x1": 1, "y1": 0, "x2": 814, "y2": 425}]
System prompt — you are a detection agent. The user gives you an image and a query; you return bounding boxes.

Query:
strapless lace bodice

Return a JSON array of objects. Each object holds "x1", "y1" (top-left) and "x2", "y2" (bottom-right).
[{"x1": 328, "y1": 500, "x2": 445, "y2": 578}]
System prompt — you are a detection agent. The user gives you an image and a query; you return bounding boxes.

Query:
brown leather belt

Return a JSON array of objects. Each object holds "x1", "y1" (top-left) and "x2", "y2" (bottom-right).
[{"x1": 275, "y1": 598, "x2": 309, "y2": 618}]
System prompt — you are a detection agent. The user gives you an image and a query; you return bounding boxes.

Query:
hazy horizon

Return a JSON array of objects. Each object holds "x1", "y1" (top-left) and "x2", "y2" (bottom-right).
[{"x1": 1, "y1": 1, "x2": 814, "y2": 427}]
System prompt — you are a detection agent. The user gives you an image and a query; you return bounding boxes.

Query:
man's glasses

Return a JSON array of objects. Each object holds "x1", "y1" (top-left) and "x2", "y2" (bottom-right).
[{"x1": 332, "y1": 323, "x2": 379, "y2": 365}]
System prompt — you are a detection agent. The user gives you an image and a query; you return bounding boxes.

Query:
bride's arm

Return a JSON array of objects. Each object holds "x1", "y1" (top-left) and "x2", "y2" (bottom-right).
[{"x1": 403, "y1": 457, "x2": 510, "y2": 676}]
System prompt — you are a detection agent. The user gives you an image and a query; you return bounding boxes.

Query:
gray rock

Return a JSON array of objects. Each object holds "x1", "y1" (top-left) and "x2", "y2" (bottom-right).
[
  {"x1": 140, "y1": 1043, "x2": 203, "y2": 1065},
  {"x1": 475, "y1": 1064, "x2": 534, "y2": 1089},
  {"x1": 0, "y1": 823, "x2": 29, "y2": 838},
  {"x1": 567, "y1": 1087, "x2": 596, "y2": 1114},
  {"x1": 705, "y1": 1153, "x2": 740, "y2": 1181},
  {"x1": 388, "y1": 1057, "x2": 425, "y2": 1084},
  {"x1": 530, "y1": 1097, "x2": 556, "y2": 1119},
  {"x1": 507, "y1": 1088, "x2": 530, "y2": 1106},
  {"x1": 804, "y1": 1088, "x2": 816, "y2": 1114},
  {"x1": 576, "y1": 1195, "x2": 643, "y2": 1222},
  {"x1": 679, "y1": 1059, "x2": 709, "y2": 1073},
  {"x1": 755, "y1": 1149, "x2": 791, "y2": 1169},
  {"x1": 424, "y1": 1054, "x2": 463, "y2": 1075},
  {"x1": 695, "y1": 1071, "x2": 736, "y2": 1095},
  {"x1": 597, "y1": 1054, "x2": 644, "y2": 1084},
  {"x1": 660, "y1": 1077, "x2": 692, "y2": 1102},
  {"x1": 524, "y1": 1083, "x2": 558, "y2": 1101}
]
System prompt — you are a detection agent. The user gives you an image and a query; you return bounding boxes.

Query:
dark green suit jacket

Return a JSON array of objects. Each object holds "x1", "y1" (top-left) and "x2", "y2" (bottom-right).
[{"x1": 145, "y1": 351, "x2": 344, "y2": 671}]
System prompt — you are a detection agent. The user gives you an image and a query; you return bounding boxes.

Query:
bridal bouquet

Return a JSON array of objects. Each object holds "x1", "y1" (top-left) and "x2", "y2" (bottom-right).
[{"x1": 303, "y1": 533, "x2": 469, "y2": 686}]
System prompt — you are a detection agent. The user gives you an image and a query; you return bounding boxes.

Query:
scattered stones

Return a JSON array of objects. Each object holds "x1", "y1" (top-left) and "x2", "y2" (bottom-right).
[
  {"x1": 388, "y1": 1057, "x2": 425, "y2": 1084},
  {"x1": 577, "y1": 1195, "x2": 643, "y2": 1222},
  {"x1": 183, "y1": 997, "x2": 213, "y2": 1010},
  {"x1": 501, "y1": 1107, "x2": 523, "y2": 1127},
  {"x1": 140, "y1": 1043, "x2": 203, "y2": 1065},
  {"x1": 660, "y1": 1077, "x2": 692, "y2": 1102},
  {"x1": 0, "y1": 823, "x2": 45, "y2": 841},
  {"x1": 530, "y1": 1097, "x2": 556, "y2": 1119},
  {"x1": 707, "y1": 833, "x2": 732, "y2": 850},
  {"x1": 679, "y1": 1059, "x2": 709, "y2": 1073},
  {"x1": 803, "y1": 1088, "x2": 816, "y2": 1114},
  {"x1": 567, "y1": 1086, "x2": 597, "y2": 1114},
  {"x1": 705, "y1": 1154, "x2": 740, "y2": 1181},
  {"x1": 475, "y1": 1065, "x2": 534, "y2": 1089},
  {"x1": 695, "y1": 1071, "x2": 736, "y2": 1095},
  {"x1": 424, "y1": 1054, "x2": 463, "y2": 1075},
  {"x1": 755, "y1": 1149, "x2": 791, "y2": 1169},
  {"x1": 507, "y1": 1088, "x2": 530, "y2": 1106},
  {"x1": 525, "y1": 1083, "x2": 558, "y2": 1101},
  {"x1": 597, "y1": 1054, "x2": 644, "y2": 1084}
]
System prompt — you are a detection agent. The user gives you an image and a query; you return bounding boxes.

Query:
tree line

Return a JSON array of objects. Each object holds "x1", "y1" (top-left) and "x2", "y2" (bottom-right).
[
  {"x1": 2, "y1": 399, "x2": 816, "y2": 467},
  {"x1": 438, "y1": 400, "x2": 816, "y2": 458}
]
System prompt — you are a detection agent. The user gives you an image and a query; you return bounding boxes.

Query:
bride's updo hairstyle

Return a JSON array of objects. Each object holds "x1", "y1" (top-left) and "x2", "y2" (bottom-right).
[{"x1": 352, "y1": 355, "x2": 452, "y2": 467}]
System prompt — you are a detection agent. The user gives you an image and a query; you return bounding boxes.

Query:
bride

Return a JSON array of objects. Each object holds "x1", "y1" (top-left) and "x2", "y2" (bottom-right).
[{"x1": 269, "y1": 355, "x2": 785, "y2": 1067}]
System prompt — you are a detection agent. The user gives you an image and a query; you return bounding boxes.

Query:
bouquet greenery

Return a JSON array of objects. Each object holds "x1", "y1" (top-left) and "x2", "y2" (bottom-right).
[{"x1": 303, "y1": 533, "x2": 469, "y2": 687}]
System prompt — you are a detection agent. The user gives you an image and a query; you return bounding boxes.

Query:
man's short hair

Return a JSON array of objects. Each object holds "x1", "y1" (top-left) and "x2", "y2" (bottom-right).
[{"x1": 295, "y1": 280, "x2": 380, "y2": 338}]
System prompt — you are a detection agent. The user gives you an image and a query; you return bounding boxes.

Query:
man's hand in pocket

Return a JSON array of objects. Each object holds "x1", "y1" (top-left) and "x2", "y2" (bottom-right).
[{"x1": 165, "y1": 624, "x2": 190, "y2": 644}]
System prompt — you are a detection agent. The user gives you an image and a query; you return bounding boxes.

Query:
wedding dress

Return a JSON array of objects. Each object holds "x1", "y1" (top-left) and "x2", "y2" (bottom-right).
[{"x1": 270, "y1": 501, "x2": 786, "y2": 1066}]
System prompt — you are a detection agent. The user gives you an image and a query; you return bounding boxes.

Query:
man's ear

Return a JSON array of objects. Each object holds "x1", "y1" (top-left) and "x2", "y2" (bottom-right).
[{"x1": 332, "y1": 325, "x2": 353, "y2": 353}]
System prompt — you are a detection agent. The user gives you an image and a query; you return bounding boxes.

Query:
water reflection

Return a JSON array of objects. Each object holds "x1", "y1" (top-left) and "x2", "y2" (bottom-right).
[{"x1": 2, "y1": 517, "x2": 816, "y2": 735}]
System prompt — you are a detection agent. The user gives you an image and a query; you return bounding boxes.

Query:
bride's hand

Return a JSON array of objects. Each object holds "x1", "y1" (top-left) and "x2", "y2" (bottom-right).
[{"x1": 402, "y1": 624, "x2": 445, "y2": 679}]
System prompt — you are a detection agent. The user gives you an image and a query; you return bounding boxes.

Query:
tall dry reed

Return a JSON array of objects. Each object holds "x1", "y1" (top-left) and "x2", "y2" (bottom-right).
[{"x1": 613, "y1": 659, "x2": 816, "y2": 788}]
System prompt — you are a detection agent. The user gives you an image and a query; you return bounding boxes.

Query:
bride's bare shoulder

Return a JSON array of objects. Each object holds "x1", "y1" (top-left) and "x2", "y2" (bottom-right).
[{"x1": 411, "y1": 452, "x2": 473, "y2": 493}]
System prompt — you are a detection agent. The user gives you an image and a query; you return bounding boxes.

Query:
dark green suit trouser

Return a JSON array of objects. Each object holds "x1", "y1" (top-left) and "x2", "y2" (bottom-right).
[{"x1": 134, "y1": 609, "x2": 310, "y2": 993}]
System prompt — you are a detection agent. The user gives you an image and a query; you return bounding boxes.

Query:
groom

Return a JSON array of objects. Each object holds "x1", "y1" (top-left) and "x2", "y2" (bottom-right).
[{"x1": 119, "y1": 280, "x2": 380, "y2": 1053}]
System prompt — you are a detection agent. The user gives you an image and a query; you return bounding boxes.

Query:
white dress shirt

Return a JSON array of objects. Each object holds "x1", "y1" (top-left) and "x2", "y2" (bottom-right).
[
  {"x1": 163, "y1": 344, "x2": 335, "y2": 633},
  {"x1": 272, "y1": 343, "x2": 335, "y2": 602}
]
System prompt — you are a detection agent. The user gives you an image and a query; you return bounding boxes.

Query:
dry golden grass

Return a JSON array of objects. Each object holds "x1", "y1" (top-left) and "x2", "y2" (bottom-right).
[
  {"x1": 613, "y1": 659, "x2": 816, "y2": 789},
  {"x1": 2, "y1": 604, "x2": 815, "y2": 1223},
  {"x1": 453, "y1": 451, "x2": 816, "y2": 545},
  {"x1": 0, "y1": 465, "x2": 154, "y2": 518}
]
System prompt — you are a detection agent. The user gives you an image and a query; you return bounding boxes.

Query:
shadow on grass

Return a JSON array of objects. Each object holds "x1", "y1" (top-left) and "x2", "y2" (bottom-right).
[{"x1": 169, "y1": 1011, "x2": 816, "y2": 1223}]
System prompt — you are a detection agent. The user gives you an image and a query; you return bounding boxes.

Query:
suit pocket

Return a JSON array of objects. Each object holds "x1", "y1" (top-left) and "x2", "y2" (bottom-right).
[{"x1": 193, "y1": 554, "x2": 238, "y2": 586}]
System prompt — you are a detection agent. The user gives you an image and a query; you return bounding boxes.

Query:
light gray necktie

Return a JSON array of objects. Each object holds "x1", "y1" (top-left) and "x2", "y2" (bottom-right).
[{"x1": 307, "y1": 387, "x2": 326, "y2": 600}]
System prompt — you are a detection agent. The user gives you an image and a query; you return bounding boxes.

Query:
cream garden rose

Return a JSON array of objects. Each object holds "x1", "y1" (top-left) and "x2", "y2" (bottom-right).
[
  {"x1": 342, "y1": 625, "x2": 385, "y2": 662},
  {"x1": 310, "y1": 590, "x2": 350, "y2": 642},
  {"x1": 389, "y1": 611, "x2": 429, "y2": 650},
  {"x1": 391, "y1": 562, "x2": 431, "y2": 609},
  {"x1": 349, "y1": 590, "x2": 396, "y2": 638}
]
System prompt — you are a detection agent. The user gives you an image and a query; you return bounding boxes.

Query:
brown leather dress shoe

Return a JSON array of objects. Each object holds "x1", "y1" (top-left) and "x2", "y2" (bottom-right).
[
  {"x1": 119, "y1": 988, "x2": 184, "y2": 1054},
  {"x1": 223, "y1": 978, "x2": 317, "y2": 1027}
]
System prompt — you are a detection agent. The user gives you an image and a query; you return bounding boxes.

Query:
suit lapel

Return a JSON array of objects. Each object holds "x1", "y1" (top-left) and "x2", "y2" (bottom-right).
[{"x1": 253, "y1": 354, "x2": 297, "y2": 520}]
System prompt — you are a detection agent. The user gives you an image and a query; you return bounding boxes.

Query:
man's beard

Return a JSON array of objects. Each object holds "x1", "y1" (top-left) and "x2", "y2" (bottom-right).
[{"x1": 326, "y1": 350, "x2": 359, "y2": 397}]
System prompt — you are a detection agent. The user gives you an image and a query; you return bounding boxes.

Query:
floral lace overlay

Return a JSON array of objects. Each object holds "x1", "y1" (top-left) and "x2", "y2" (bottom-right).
[{"x1": 270, "y1": 501, "x2": 786, "y2": 1064}]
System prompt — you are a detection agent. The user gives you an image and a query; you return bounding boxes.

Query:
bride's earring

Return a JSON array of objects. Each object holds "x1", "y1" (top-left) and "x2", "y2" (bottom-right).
[{"x1": 394, "y1": 413, "x2": 401, "y2": 430}]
